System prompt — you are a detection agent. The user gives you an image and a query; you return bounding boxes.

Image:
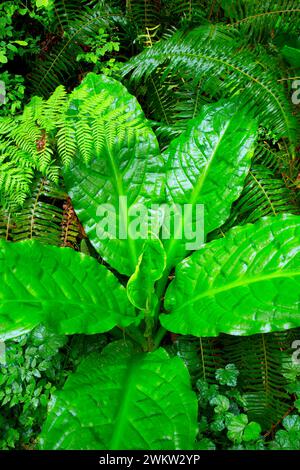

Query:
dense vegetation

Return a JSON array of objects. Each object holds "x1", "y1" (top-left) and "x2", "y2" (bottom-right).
[{"x1": 0, "y1": 0, "x2": 299, "y2": 450}]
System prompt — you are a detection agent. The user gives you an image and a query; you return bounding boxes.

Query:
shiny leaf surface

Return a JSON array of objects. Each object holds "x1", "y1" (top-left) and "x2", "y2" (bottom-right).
[
  {"x1": 161, "y1": 215, "x2": 300, "y2": 336},
  {"x1": 162, "y1": 99, "x2": 258, "y2": 267},
  {"x1": 64, "y1": 73, "x2": 164, "y2": 275},
  {"x1": 127, "y1": 237, "x2": 166, "y2": 311},
  {"x1": 40, "y1": 341, "x2": 198, "y2": 450},
  {"x1": 0, "y1": 240, "x2": 136, "y2": 341}
]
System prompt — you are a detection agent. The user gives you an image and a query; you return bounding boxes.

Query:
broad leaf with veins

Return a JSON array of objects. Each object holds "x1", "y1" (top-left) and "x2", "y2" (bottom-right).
[
  {"x1": 39, "y1": 341, "x2": 198, "y2": 450},
  {"x1": 162, "y1": 99, "x2": 258, "y2": 267},
  {"x1": 160, "y1": 215, "x2": 300, "y2": 336},
  {"x1": 64, "y1": 73, "x2": 165, "y2": 276},
  {"x1": 0, "y1": 239, "x2": 136, "y2": 341}
]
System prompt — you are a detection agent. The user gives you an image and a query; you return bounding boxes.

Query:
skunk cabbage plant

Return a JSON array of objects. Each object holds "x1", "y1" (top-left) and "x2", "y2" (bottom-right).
[{"x1": 0, "y1": 74, "x2": 299, "y2": 450}]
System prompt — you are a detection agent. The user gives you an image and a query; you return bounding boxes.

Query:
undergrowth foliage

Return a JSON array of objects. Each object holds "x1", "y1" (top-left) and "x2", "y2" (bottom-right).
[{"x1": 0, "y1": 0, "x2": 299, "y2": 452}]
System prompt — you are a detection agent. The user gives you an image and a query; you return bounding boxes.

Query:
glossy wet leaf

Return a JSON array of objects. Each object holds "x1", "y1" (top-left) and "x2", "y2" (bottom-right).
[
  {"x1": 64, "y1": 73, "x2": 164, "y2": 276},
  {"x1": 226, "y1": 414, "x2": 248, "y2": 443},
  {"x1": 0, "y1": 240, "x2": 136, "y2": 341},
  {"x1": 209, "y1": 394, "x2": 230, "y2": 414},
  {"x1": 162, "y1": 99, "x2": 257, "y2": 267},
  {"x1": 127, "y1": 237, "x2": 166, "y2": 311},
  {"x1": 39, "y1": 341, "x2": 198, "y2": 450},
  {"x1": 270, "y1": 415, "x2": 300, "y2": 450},
  {"x1": 216, "y1": 364, "x2": 239, "y2": 387},
  {"x1": 161, "y1": 215, "x2": 300, "y2": 336}
]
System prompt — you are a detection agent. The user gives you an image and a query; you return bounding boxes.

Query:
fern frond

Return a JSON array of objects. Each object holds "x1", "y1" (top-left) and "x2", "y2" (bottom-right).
[
  {"x1": 221, "y1": 330, "x2": 299, "y2": 430},
  {"x1": 40, "y1": 85, "x2": 68, "y2": 131},
  {"x1": 126, "y1": 0, "x2": 162, "y2": 39},
  {"x1": 51, "y1": 0, "x2": 86, "y2": 31},
  {"x1": 0, "y1": 177, "x2": 83, "y2": 249},
  {"x1": 254, "y1": 141, "x2": 291, "y2": 174},
  {"x1": 0, "y1": 209, "x2": 11, "y2": 241},
  {"x1": 10, "y1": 178, "x2": 64, "y2": 244},
  {"x1": 222, "y1": 164, "x2": 299, "y2": 229},
  {"x1": 56, "y1": 118, "x2": 77, "y2": 166},
  {"x1": 91, "y1": 118, "x2": 105, "y2": 156},
  {"x1": 0, "y1": 89, "x2": 67, "y2": 207},
  {"x1": 160, "y1": 0, "x2": 209, "y2": 26},
  {"x1": 0, "y1": 75, "x2": 148, "y2": 208},
  {"x1": 123, "y1": 25, "x2": 299, "y2": 155},
  {"x1": 75, "y1": 120, "x2": 93, "y2": 163},
  {"x1": 29, "y1": 1, "x2": 124, "y2": 97},
  {"x1": 172, "y1": 335, "x2": 224, "y2": 385},
  {"x1": 149, "y1": 75, "x2": 217, "y2": 142},
  {"x1": 0, "y1": 163, "x2": 34, "y2": 208},
  {"x1": 61, "y1": 196, "x2": 85, "y2": 248},
  {"x1": 223, "y1": 0, "x2": 300, "y2": 42}
]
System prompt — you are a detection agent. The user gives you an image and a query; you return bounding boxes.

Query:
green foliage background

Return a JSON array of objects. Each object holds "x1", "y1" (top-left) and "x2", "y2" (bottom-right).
[{"x1": 0, "y1": 0, "x2": 299, "y2": 451}]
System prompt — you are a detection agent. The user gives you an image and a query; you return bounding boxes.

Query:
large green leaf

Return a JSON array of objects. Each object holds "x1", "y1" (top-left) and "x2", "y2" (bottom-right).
[
  {"x1": 0, "y1": 240, "x2": 136, "y2": 341},
  {"x1": 63, "y1": 73, "x2": 165, "y2": 276},
  {"x1": 162, "y1": 99, "x2": 257, "y2": 267},
  {"x1": 161, "y1": 215, "x2": 300, "y2": 336},
  {"x1": 39, "y1": 341, "x2": 198, "y2": 450}
]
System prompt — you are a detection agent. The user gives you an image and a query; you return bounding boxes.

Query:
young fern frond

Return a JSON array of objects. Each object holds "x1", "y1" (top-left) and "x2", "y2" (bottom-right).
[
  {"x1": 123, "y1": 25, "x2": 299, "y2": 156},
  {"x1": 0, "y1": 91, "x2": 68, "y2": 208},
  {"x1": 126, "y1": 0, "x2": 162, "y2": 40}
]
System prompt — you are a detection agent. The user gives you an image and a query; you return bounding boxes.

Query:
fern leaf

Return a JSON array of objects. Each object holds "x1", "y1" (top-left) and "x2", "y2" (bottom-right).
[
  {"x1": 171, "y1": 335, "x2": 224, "y2": 385},
  {"x1": 75, "y1": 120, "x2": 93, "y2": 163},
  {"x1": 0, "y1": 177, "x2": 82, "y2": 248},
  {"x1": 91, "y1": 118, "x2": 105, "y2": 157},
  {"x1": 123, "y1": 25, "x2": 299, "y2": 155},
  {"x1": 56, "y1": 118, "x2": 77, "y2": 166},
  {"x1": 221, "y1": 330, "x2": 299, "y2": 430},
  {"x1": 223, "y1": 0, "x2": 300, "y2": 42},
  {"x1": 223, "y1": 164, "x2": 299, "y2": 229}
]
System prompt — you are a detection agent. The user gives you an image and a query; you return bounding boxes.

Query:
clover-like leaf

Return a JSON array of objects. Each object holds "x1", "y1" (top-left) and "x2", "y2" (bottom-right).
[{"x1": 216, "y1": 364, "x2": 239, "y2": 387}]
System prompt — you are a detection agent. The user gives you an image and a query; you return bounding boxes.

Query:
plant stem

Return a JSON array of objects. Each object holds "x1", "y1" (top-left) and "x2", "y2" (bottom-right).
[
  {"x1": 154, "y1": 267, "x2": 171, "y2": 321},
  {"x1": 153, "y1": 326, "x2": 167, "y2": 350},
  {"x1": 150, "y1": 267, "x2": 172, "y2": 349},
  {"x1": 116, "y1": 325, "x2": 147, "y2": 350}
]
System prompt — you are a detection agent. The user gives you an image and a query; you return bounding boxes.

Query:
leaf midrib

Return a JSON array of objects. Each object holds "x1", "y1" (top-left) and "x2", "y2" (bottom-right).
[
  {"x1": 164, "y1": 115, "x2": 233, "y2": 266},
  {"x1": 105, "y1": 142, "x2": 138, "y2": 270},
  {"x1": 109, "y1": 355, "x2": 142, "y2": 449},
  {"x1": 168, "y1": 269, "x2": 300, "y2": 313}
]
